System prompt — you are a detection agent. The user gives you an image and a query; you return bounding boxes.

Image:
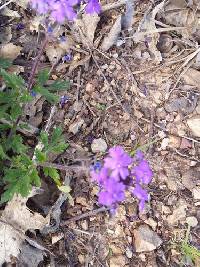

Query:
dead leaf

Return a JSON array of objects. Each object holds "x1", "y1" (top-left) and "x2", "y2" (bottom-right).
[
  {"x1": 101, "y1": 16, "x2": 122, "y2": 52},
  {"x1": 0, "y1": 26, "x2": 12, "y2": 45},
  {"x1": 0, "y1": 194, "x2": 49, "y2": 265},
  {"x1": 0, "y1": 43, "x2": 22, "y2": 61},
  {"x1": 121, "y1": 0, "x2": 135, "y2": 30},
  {"x1": 1, "y1": 7, "x2": 20, "y2": 18},
  {"x1": 18, "y1": 244, "x2": 44, "y2": 267},
  {"x1": 45, "y1": 37, "x2": 74, "y2": 64},
  {"x1": 75, "y1": 13, "x2": 100, "y2": 46},
  {"x1": 182, "y1": 68, "x2": 200, "y2": 89},
  {"x1": 13, "y1": 0, "x2": 29, "y2": 8}
]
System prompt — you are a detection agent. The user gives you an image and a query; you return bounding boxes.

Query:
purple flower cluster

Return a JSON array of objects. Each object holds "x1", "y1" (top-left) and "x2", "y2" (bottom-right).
[
  {"x1": 90, "y1": 146, "x2": 153, "y2": 212},
  {"x1": 30, "y1": 0, "x2": 101, "y2": 23}
]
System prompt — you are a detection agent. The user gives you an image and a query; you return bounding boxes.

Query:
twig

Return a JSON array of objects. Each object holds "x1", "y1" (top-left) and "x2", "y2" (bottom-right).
[
  {"x1": 27, "y1": 35, "x2": 49, "y2": 92},
  {"x1": 126, "y1": 26, "x2": 186, "y2": 40},
  {"x1": 102, "y1": 0, "x2": 126, "y2": 12},
  {"x1": 60, "y1": 207, "x2": 109, "y2": 226},
  {"x1": 38, "y1": 162, "x2": 88, "y2": 172},
  {"x1": 0, "y1": 0, "x2": 13, "y2": 10}
]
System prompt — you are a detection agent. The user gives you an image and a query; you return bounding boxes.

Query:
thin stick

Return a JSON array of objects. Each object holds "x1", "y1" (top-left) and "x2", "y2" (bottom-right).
[
  {"x1": 0, "y1": 0, "x2": 13, "y2": 10},
  {"x1": 102, "y1": 0, "x2": 126, "y2": 12},
  {"x1": 60, "y1": 207, "x2": 109, "y2": 226},
  {"x1": 38, "y1": 162, "x2": 88, "y2": 172},
  {"x1": 27, "y1": 35, "x2": 48, "y2": 92}
]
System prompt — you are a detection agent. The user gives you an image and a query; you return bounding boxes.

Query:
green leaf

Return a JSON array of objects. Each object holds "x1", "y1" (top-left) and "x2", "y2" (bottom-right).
[
  {"x1": 33, "y1": 85, "x2": 59, "y2": 103},
  {"x1": 37, "y1": 69, "x2": 50, "y2": 85},
  {"x1": 39, "y1": 131, "x2": 48, "y2": 148},
  {"x1": 51, "y1": 142, "x2": 69, "y2": 153},
  {"x1": 0, "y1": 145, "x2": 9, "y2": 160},
  {"x1": 0, "y1": 68, "x2": 25, "y2": 90},
  {"x1": 51, "y1": 127, "x2": 62, "y2": 142},
  {"x1": 11, "y1": 135, "x2": 27, "y2": 154},
  {"x1": 48, "y1": 80, "x2": 70, "y2": 92},
  {"x1": 43, "y1": 167, "x2": 61, "y2": 186},
  {"x1": 0, "y1": 58, "x2": 12, "y2": 69},
  {"x1": 35, "y1": 149, "x2": 47, "y2": 163},
  {"x1": 10, "y1": 104, "x2": 22, "y2": 120},
  {"x1": 30, "y1": 168, "x2": 41, "y2": 187}
]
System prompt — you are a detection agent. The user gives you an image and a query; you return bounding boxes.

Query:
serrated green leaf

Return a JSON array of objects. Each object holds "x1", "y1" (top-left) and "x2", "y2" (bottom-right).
[
  {"x1": 10, "y1": 104, "x2": 22, "y2": 120},
  {"x1": 0, "y1": 145, "x2": 9, "y2": 160},
  {"x1": 33, "y1": 85, "x2": 59, "y2": 103},
  {"x1": 11, "y1": 135, "x2": 27, "y2": 154},
  {"x1": 40, "y1": 131, "x2": 48, "y2": 148},
  {"x1": 30, "y1": 168, "x2": 41, "y2": 187},
  {"x1": 48, "y1": 80, "x2": 70, "y2": 92},
  {"x1": 51, "y1": 142, "x2": 69, "y2": 153},
  {"x1": 0, "y1": 68, "x2": 25, "y2": 89},
  {"x1": 0, "y1": 58, "x2": 12, "y2": 69},
  {"x1": 35, "y1": 149, "x2": 47, "y2": 163},
  {"x1": 43, "y1": 167, "x2": 61, "y2": 186},
  {"x1": 37, "y1": 69, "x2": 50, "y2": 85},
  {"x1": 51, "y1": 127, "x2": 62, "y2": 142}
]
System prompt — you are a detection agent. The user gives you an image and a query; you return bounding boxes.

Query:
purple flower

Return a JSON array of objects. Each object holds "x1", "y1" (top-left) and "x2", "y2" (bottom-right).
[
  {"x1": 104, "y1": 146, "x2": 132, "y2": 180},
  {"x1": 30, "y1": 0, "x2": 101, "y2": 23},
  {"x1": 132, "y1": 160, "x2": 153, "y2": 184},
  {"x1": 132, "y1": 184, "x2": 148, "y2": 211},
  {"x1": 60, "y1": 95, "x2": 69, "y2": 107},
  {"x1": 85, "y1": 0, "x2": 101, "y2": 14},
  {"x1": 90, "y1": 167, "x2": 109, "y2": 185},
  {"x1": 98, "y1": 179, "x2": 125, "y2": 206}
]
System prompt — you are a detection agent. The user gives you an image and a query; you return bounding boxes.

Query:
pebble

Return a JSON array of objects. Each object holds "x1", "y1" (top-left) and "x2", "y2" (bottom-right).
[
  {"x1": 186, "y1": 216, "x2": 198, "y2": 227},
  {"x1": 110, "y1": 255, "x2": 126, "y2": 267},
  {"x1": 69, "y1": 119, "x2": 84, "y2": 134},
  {"x1": 167, "y1": 205, "x2": 187, "y2": 225},
  {"x1": 192, "y1": 187, "x2": 200, "y2": 200},
  {"x1": 91, "y1": 138, "x2": 107, "y2": 153},
  {"x1": 187, "y1": 116, "x2": 200, "y2": 137},
  {"x1": 125, "y1": 247, "x2": 133, "y2": 259},
  {"x1": 133, "y1": 225, "x2": 162, "y2": 252}
]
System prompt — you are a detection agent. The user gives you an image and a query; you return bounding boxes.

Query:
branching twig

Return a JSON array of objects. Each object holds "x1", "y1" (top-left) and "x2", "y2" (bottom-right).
[{"x1": 60, "y1": 207, "x2": 109, "y2": 226}]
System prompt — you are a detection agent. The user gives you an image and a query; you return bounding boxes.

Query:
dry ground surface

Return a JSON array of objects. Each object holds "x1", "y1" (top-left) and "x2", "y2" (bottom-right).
[{"x1": 0, "y1": 0, "x2": 200, "y2": 266}]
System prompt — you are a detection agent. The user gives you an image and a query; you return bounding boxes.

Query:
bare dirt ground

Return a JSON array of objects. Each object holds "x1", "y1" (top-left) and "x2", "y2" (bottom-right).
[{"x1": 0, "y1": 0, "x2": 200, "y2": 266}]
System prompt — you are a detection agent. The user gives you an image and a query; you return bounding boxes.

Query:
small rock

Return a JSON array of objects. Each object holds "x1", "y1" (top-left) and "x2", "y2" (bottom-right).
[
  {"x1": 181, "y1": 170, "x2": 198, "y2": 191},
  {"x1": 133, "y1": 225, "x2": 162, "y2": 252},
  {"x1": 78, "y1": 254, "x2": 85, "y2": 264},
  {"x1": 167, "y1": 204, "x2": 187, "y2": 225},
  {"x1": 69, "y1": 119, "x2": 84, "y2": 134},
  {"x1": 186, "y1": 216, "x2": 198, "y2": 227},
  {"x1": 110, "y1": 255, "x2": 126, "y2": 267},
  {"x1": 144, "y1": 218, "x2": 157, "y2": 231},
  {"x1": 187, "y1": 116, "x2": 200, "y2": 137},
  {"x1": 91, "y1": 138, "x2": 107, "y2": 153},
  {"x1": 192, "y1": 187, "x2": 200, "y2": 200},
  {"x1": 125, "y1": 247, "x2": 133, "y2": 259}
]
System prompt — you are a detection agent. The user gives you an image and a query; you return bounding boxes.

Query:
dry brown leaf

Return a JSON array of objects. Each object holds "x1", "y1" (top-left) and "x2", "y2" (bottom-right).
[
  {"x1": 0, "y1": 194, "x2": 49, "y2": 265},
  {"x1": 0, "y1": 26, "x2": 12, "y2": 45},
  {"x1": 75, "y1": 13, "x2": 100, "y2": 46},
  {"x1": 13, "y1": 0, "x2": 29, "y2": 8},
  {"x1": 134, "y1": 1, "x2": 165, "y2": 63},
  {"x1": 45, "y1": 37, "x2": 74, "y2": 64},
  {"x1": 182, "y1": 68, "x2": 200, "y2": 89},
  {"x1": 101, "y1": 16, "x2": 122, "y2": 52},
  {"x1": 1, "y1": 7, "x2": 21, "y2": 18},
  {"x1": 0, "y1": 43, "x2": 22, "y2": 61}
]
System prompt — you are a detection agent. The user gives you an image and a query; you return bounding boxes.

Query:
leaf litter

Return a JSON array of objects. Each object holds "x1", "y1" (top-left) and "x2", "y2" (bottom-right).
[{"x1": 1, "y1": 0, "x2": 200, "y2": 266}]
